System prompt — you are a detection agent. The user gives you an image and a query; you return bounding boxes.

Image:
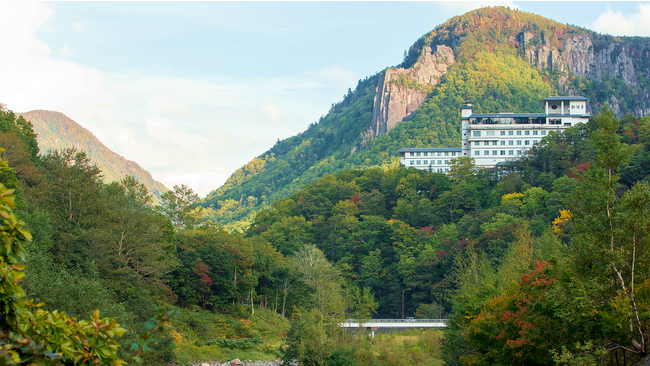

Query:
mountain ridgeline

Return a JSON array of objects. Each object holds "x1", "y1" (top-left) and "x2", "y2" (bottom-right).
[
  {"x1": 18, "y1": 110, "x2": 168, "y2": 200},
  {"x1": 202, "y1": 6, "x2": 650, "y2": 231}
]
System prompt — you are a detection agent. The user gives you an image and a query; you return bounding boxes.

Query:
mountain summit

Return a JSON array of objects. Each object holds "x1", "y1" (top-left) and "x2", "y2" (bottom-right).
[
  {"x1": 201, "y1": 6, "x2": 650, "y2": 231},
  {"x1": 19, "y1": 110, "x2": 168, "y2": 200}
]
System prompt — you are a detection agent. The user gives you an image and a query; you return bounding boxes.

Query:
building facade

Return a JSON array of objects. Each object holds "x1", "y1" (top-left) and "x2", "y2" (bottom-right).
[
  {"x1": 397, "y1": 147, "x2": 463, "y2": 172},
  {"x1": 400, "y1": 96, "x2": 590, "y2": 171}
]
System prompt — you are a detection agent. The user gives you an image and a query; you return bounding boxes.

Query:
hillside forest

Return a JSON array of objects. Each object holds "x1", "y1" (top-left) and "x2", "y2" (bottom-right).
[
  {"x1": 5, "y1": 5, "x2": 650, "y2": 366},
  {"x1": 4, "y1": 94, "x2": 650, "y2": 366},
  {"x1": 202, "y1": 6, "x2": 650, "y2": 232}
]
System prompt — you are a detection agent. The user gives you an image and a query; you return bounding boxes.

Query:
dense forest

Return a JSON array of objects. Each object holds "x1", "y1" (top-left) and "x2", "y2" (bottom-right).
[
  {"x1": 6, "y1": 5, "x2": 650, "y2": 366},
  {"x1": 202, "y1": 6, "x2": 650, "y2": 232},
  {"x1": 5, "y1": 94, "x2": 650, "y2": 364}
]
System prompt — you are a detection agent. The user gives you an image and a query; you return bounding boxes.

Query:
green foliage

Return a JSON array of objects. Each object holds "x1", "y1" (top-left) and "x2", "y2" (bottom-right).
[
  {"x1": 0, "y1": 150, "x2": 127, "y2": 365},
  {"x1": 200, "y1": 337, "x2": 263, "y2": 350},
  {"x1": 552, "y1": 341, "x2": 608, "y2": 366}
]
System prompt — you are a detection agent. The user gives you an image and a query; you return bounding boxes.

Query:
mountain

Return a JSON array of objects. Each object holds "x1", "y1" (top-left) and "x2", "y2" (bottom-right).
[
  {"x1": 18, "y1": 110, "x2": 169, "y2": 200},
  {"x1": 201, "y1": 6, "x2": 650, "y2": 231}
]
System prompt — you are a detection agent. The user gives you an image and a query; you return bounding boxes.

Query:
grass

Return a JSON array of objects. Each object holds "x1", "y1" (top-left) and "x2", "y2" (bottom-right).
[
  {"x1": 166, "y1": 304, "x2": 444, "y2": 365},
  {"x1": 169, "y1": 305, "x2": 289, "y2": 364},
  {"x1": 352, "y1": 328, "x2": 445, "y2": 366}
]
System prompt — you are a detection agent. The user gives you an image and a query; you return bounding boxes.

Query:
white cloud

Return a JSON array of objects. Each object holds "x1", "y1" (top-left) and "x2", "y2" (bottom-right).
[
  {"x1": 71, "y1": 22, "x2": 85, "y2": 32},
  {"x1": 58, "y1": 46, "x2": 72, "y2": 56},
  {"x1": 304, "y1": 65, "x2": 359, "y2": 90},
  {"x1": 0, "y1": 2, "x2": 353, "y2": 197},
  {"x1": 590, "y1": 3, "x2": 650, "y2": 37}
]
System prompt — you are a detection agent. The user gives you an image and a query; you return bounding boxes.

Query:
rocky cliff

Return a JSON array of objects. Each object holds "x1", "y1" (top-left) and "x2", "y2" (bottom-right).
[
  {"x1": 360, "y1": 22, "x2": 650, "y2": 151},
  {"x1": 365, "y1": 45, "x2": 455, "y2": 139},
  {"x1": 518, "y1": 31, "x2": 648, "y2": 116}
]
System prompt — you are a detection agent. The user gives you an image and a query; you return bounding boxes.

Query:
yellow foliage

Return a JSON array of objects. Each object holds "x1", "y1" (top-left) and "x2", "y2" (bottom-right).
[
  {"x1": 501, "y1": 192, "x2": 524, "y2": 207},
  {"x1": 552, "y1": 209, "x2": 572, "y2": 236}
]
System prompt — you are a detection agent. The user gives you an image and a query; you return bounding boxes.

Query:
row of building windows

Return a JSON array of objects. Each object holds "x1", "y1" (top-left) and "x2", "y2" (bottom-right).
[
  {"x1": 472, "y1": 130, "x2": 548, "y2": 137},
  {"x1": 471, "y1": 140, "x2": 538, "y2": 146},
  {"x1": 409, "y1": 151, "x2": 458, "y2": 157},
  {"x1": 407, "y1": 164, "x2": 450, "y2": 173},
  {"x1": 470, "y1": 117, "x2": 574, "y2": 125},
  {"x1": 474, "y1": 150, "x2": 522, "y2": 156},
  {"x1": 409, "y1": 159, "x2": 451, "y2": 165}
]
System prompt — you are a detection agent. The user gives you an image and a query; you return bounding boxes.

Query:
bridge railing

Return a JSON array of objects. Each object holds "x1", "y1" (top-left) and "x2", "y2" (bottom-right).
[{"x1": 343, "y1": 319, "x2": 448, "y2": 324}]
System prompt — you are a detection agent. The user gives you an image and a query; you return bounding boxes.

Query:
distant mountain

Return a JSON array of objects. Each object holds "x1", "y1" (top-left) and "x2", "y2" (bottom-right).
[
  {"x1": 200, "y1": 6, "x2": 650, "y2": 231},
  {"x1": 19, "y1": 110, "x2": 168, "y2": 200}
]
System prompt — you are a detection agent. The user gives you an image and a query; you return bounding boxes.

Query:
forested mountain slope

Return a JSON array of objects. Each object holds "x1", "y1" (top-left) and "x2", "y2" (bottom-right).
[
  {"x1": 202, "y1": 6, "x2": 650, "y2": 231},
  {"x1": 19, "y1": 110, "x2": 169, "y2": 200}
]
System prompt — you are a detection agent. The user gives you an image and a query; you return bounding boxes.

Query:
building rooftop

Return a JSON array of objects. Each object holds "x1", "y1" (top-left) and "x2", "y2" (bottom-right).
[
  {"x1": 469, "y1": 112, "x2": 590, "y2": 118},
  {"x1": 398, "y1": 148, "x2": 462, "y2": 153},
  {"x1": 542, "y1": 96, "x2": 589, "y2": 101}
]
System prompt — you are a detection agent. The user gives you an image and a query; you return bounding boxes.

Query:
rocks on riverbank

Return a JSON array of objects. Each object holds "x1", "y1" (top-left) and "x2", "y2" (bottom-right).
[{"x1": 182, "y1": 359, "x2": 295, "y2": 366}]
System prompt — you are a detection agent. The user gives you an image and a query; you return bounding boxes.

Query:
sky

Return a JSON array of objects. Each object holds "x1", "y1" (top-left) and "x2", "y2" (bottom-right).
[{"x1": 0, "y1": 1, "x2": 649, "y2": 197}]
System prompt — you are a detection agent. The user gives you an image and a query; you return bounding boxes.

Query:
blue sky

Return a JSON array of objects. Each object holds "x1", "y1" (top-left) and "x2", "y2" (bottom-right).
[{"x1": 0, "y1": 1, "x2": 649, "y2": 196}]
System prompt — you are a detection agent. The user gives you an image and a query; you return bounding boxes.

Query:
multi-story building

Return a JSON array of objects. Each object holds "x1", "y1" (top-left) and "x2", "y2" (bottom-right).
[
  {"x1": 397, "y1": 147, "x2": 463, "y2": 173},
  {"x1": 399, "y1": 96, "x2": 590, "y2": 170}
]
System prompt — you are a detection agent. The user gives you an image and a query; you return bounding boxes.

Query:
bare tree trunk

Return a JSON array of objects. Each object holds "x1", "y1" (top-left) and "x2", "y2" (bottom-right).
[
  {"x1": 274, "y1": 289, "x2": 279, "y2": 314},
  {"x1": 250, "y1": 288, "x2": 255, "y2": 316},
  {"x1": 282, "y1": 279, "x2": 288, "y2": 320}
]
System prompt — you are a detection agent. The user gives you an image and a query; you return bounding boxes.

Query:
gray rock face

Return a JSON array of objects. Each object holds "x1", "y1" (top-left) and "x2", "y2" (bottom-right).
[
  {"x1": 522, "y1": 33, "x2": 639, "y2": 88},
  {"x1": 517, "y1": 31, "x2": 648, "y2": 116},
  {"x1": 366, "y1": 45, "x2": 454, "y2": 139},
  {"x1": 358, "y1": 28, "x2": 650, "y2": 150}
]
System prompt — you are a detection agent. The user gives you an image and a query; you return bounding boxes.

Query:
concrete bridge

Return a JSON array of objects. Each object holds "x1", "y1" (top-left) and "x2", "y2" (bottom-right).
[{"x1": 341, "y1": 319, "x2": 448, "y2": 329}]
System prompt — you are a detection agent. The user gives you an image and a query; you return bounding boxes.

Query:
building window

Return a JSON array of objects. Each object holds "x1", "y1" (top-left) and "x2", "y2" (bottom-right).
[
  {"x1": 509, "y1": 140, "x2": 514, "y2": 145},
  {"x1": 533, "y1": 130, "x2": 538, "y2": 135},
  {"x1": 492, "y1": 150, "x2": 497, "y2": 155},
  {"x1": 438, "y1": 152, "x2": 441, "y2": 156},
  {"x1": 445, "y1": 168, "x2": 449, "y2": 173},
  {"x1": 565, "y1": 123, "x2": 572, "y2": 126},
  {"x1": 416, "y1": 160, "x2": 421, "y2": 165},
  {"x1": 525, "y1": 140, "x2": 530, "y2": 145},
  {"x1": 416, "y1": 152, "x2": 421, "y2": 156},
  {"x1": 473, "y1": 131, "x2": 481, "y2": 137},
  {"x1": 509, "y1": 131, "x2": 514, "y2": 135},
  {"x1": 525, "y1": 130, "x2": 530, "y2": 135},
  {"x1": 541, "y1": 131, "x2": 547, "y2": 135},
  {"x1": 492, "y1": 141, "x2": 497, "y2": 146},
  {"x1": 410, "y1": 152, "x2": 414, "y2": 156},
  {"x1": 500, "y1": 140, "x2": 506, "y2": 145},
  {"x1": 500, "y1": 131, "x2": 506, "y2": 135},
  {"x1": 474, "y1": 151, "x2": 479, "y2": 156},
  {"x1": 533, "y1": 140, "x2": 538, "y2": 144},
  {"x1": 517, "y1": 150, "x2": 522, "y2": 155},
  {"x1": 423, "y1": 152, "x2": 428, "y2": 156},
  {"x1": 445, "y1": 151, "x2": 449, "y2": 156},
  {"x1": 410, "y1": 160, "x2": 414, "y2": 165},
  {"x1": 445, "y1": 160, "x2": 449, "y2": 164},
  {"x1": 438, "y1": 160, "x2": 442, "y2": 164},
  {"x1": 438, "y1": 168, "x2": 443, "y2": 173},
  {"x1": 486, "y1": 131, "x2": 495, "y2": 136},
  {"x1": 517, "y1": 131, "x2": 522, "y2": 135},
  {"x1": 452, "y1": 152, "x2": 456, "y2": 156},
  {"x1": 484, "y1": 150, "x2": 489, "y2": 155},
  {"x1": 517, "y1": 140, "x2": 522, "y2": 145},
  {"x1": 500, "y1": 150, "x2": 506, "y2": 155},
  {"x1": 508, "y1": 150, "x2": 514, "y2": 155},
  {"x1": 423, "y1": 160, "x2": 428, "y2": 165}
]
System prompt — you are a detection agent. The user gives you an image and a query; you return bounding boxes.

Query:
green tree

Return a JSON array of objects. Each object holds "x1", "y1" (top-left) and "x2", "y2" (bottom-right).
[
  {"x1": 158, "y1": 184, "x2": 202, "y2": 230},
  {"x1": 0, "y1": 151, "x2": 128, "y2": 365},
  {"x1": 569, "y1": 106, "x2": 649, "y2": 355}
]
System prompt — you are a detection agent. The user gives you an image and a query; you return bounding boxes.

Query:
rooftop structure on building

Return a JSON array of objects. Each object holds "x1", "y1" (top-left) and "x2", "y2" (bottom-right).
[{"x1": 400, "y1": 96, "x2": 590, "y2": 171}]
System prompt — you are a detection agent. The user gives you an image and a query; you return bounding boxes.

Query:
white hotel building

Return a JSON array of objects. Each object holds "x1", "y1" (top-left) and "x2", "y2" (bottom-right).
[{"x1": 399, "y1": 96, "x2": 590, "y2": 171}]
